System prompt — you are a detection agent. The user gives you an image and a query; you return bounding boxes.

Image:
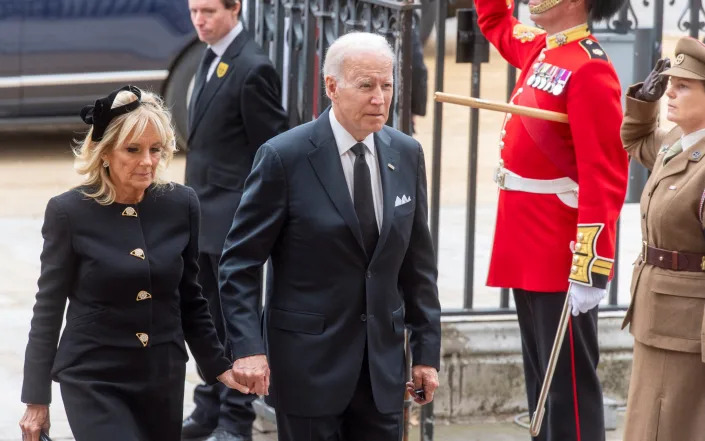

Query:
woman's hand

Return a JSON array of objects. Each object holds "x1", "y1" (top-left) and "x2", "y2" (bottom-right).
[
  {"x1": 635, "y1": 58, "x2": 671, "y2": 102},
  {"x1": 19, "y1": 404, "x2": 50, "y2": 441}
]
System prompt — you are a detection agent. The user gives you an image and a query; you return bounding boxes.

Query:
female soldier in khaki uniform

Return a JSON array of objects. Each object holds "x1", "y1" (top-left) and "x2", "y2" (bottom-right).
[{"x1": 622, "y1": 37, "x2": 705, "y2": 440}]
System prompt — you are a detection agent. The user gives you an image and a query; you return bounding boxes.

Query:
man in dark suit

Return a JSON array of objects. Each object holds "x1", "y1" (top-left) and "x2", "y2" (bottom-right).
[
  {"x1": 218, "y1": 32, "x2": 441, "y2": 441},
  {"x1": 184, "y1": 1, "x2": 288, "y2": 440}
]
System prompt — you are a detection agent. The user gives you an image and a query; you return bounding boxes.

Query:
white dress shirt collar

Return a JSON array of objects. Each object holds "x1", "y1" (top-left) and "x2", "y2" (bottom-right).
[
  {"x1": 681, "y1": 127, "x2": 705, "y2": 151},
  {"x1": 209, "y1": 21, "x2": 243, "y2": 57},
  {"x1": 329, "y1": 108, "x2": 376, "y2": 157}
]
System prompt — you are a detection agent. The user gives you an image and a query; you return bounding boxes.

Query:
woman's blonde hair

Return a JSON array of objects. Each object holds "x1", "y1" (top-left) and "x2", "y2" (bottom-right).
[{"x1": 73, "y1": 88, "x2": 176, "y2": 205}]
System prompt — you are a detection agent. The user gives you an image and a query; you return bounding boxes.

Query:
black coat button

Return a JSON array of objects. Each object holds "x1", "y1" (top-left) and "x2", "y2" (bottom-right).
[
  {"x1": 360, "y1": 314, "x2": 367, "y2": 322},
  {"x1": 366, "y1": 271, "x2": 372, "y2": 279}
]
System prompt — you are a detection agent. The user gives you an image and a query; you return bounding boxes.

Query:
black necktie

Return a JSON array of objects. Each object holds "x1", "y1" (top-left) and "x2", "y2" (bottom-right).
[
  {"x1": 351, "y1": 143, "x2": 379, "y2": 259},
  {"x1": 189, "y1": 47, "x2": 216, "y2": 115}
]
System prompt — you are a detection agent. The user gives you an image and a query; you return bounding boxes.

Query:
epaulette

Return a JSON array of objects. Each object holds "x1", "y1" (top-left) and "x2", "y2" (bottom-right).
[
  {"x1": 512, "y1": 24, "x2": 545, "y2": 43},
  {"x1": 579, "y1": 38, "x2": 609, "y2": 61}
]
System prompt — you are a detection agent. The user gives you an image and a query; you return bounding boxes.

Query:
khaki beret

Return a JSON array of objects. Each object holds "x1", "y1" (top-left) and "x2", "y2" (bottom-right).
[{"x1": 662, "y1": 37, "x2": 705, "y2": 80}]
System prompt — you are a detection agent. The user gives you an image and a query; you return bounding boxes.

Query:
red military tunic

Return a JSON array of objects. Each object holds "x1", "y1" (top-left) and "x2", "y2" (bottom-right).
[{"x1": 477, "y1": 0, "x2": 629, "y2": 292}]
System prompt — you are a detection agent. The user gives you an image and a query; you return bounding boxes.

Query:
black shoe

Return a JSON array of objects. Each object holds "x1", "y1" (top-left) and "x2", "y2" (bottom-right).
[
  {"x1": 204, "y1": 428, "x2": 253, "y2": 441},
  {"x1": 182, "y1": 416, "x2": 215, "y2": 440}
]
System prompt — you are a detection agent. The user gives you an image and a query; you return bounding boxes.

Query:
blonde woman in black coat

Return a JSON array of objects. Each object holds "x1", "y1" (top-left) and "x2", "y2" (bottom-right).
[{"x1": 19, "y1": 86, "x2": 247, "y2": 441}]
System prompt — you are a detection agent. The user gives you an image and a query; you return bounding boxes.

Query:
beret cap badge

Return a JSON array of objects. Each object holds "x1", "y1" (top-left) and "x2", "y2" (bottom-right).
[{"x1": 80, "y1": 85, "x2": 142, "y2": 142}]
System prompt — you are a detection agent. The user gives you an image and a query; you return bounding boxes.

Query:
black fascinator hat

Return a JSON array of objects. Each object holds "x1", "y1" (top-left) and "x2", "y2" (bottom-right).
[{"x1": 80, "y1": 85, "x2": 142, "y2": 142}]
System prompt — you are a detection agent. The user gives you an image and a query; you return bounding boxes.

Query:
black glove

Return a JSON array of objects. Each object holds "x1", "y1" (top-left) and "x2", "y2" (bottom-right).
[{"x1": 635, "y1": 57, "x2": 671, "y2": 102}]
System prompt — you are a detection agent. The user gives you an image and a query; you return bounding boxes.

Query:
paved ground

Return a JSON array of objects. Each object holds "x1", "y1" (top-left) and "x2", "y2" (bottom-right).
[{"x1": 0, "y1": 30, "x2": 684, "y2": 441}]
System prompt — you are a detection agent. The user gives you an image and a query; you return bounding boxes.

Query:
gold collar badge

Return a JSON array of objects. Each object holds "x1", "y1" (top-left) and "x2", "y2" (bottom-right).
[{"x1": 546, "y1": 24, "x2": 590, "y2": 49}]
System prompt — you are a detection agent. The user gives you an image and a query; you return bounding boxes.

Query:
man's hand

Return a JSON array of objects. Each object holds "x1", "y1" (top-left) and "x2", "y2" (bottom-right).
[
  {"x1": 405, "y1": 365, "x2": 439, "y2": 405},
  {"x1": 232, "y1": 354, "x2": 270, "y2": 396},
  {"x1": 19, "y1": 404, "x2": 50, "y2": 441},
  {"x1": 217, "y1": 369, "x2": 250, "y2": 394},
  {"x1": 568, "y1": 283, "x2": 605, "y2": 316},
  {"x1": 635, "y1": 58, "x2": 671, "y2": 102}
]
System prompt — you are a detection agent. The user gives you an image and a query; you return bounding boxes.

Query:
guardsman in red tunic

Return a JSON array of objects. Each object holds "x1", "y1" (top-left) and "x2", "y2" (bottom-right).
[{"x1": 475, "y1": 0, "x2": 629, "y2": 438}]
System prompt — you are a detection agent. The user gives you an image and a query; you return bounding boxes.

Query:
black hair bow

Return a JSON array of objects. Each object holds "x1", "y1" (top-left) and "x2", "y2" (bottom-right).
[{"x1": 80, "y1": 85, "x2": 142, "y2": 141}]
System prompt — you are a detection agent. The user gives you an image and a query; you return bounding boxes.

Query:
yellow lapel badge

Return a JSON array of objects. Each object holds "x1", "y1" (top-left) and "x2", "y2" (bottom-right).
[{"x1": 216, "y1": 62, "x2": 229, "y2": 78}]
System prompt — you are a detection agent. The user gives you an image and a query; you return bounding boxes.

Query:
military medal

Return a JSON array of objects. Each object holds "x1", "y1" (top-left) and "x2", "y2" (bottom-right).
[
  {"x1": 534, "y1": 63, "x2": 550, "y2": 88},
  {"x1": 538, "y1": 64, "x2": 551, "y2": 89},
  {"x1": 552, "y1": 69, "x2": 572, "y2": 95},
  {"x1": 527, "y1": 62, "x2": 542, "y2": 87},
  {"x1": 548, "y1": 68, "x2": 564, "y2": 93},
  {"x1": 543, "y1": 66, "x2": 558, "y2": 92}
]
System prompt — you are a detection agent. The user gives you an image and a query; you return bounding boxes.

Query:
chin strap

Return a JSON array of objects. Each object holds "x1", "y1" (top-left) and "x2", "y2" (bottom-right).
[{"x1": 529, "y1": 0, "x2": 564, "y2": 14}]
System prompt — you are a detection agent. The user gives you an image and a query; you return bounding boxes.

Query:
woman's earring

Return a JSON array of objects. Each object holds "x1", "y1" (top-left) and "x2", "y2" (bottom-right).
[{"x1": 102, "y1": 161, "x2": 109, "y2": 168}]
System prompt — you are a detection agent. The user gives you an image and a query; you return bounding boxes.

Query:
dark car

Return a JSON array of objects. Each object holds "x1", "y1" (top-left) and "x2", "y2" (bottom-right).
[{"x1": 0, "y1": 0, "x2": 203, "y2": 146}]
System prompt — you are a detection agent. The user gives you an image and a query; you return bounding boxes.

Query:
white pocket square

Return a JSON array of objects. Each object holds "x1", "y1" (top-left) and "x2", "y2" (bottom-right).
[{"x1": 394, "y1": 195, "x2": 412, "y2": 207}]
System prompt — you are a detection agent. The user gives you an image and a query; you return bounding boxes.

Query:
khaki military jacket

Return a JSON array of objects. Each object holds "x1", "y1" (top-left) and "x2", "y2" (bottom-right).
[{"x1": 622, "y1": 84, "x2": 705, "y2": 359}]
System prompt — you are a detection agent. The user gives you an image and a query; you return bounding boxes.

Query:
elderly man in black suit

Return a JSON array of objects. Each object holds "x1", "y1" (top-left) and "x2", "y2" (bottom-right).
[
  {"x1": 218, "y1": 31, "x2": 442, "y2": 441},
  {"x1": 183, "y1": 1, "x2": 288, "y2": 440}
]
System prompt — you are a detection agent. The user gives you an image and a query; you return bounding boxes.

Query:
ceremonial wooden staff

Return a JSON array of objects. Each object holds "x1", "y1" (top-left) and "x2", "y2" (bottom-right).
[
  {"x1": 528, "y1": 293, "x2": 572, "y2": 436},
  {"x1": 434, "y1": 91, "x2": 570, "y2": 436},
  {"x1": 434, "y1": 92, "x2": 569, "y2": 124}
]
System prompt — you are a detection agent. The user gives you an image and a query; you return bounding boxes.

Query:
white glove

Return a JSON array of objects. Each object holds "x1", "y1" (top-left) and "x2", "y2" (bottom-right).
[{"x1": 568, "y1": 283, "x2": 605, "y2": 316}]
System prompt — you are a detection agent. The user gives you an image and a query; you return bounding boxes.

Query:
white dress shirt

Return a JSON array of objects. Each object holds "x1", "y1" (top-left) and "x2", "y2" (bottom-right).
[
  {"x1": 329, "y1": 109, "x2": 384, "y2": 231},
  {"x1": 205, "y1": 21, "x2": 243, "y2": 82},
  {"x1": 681, "y1": 127, "x2": 705, "y2": 151}
]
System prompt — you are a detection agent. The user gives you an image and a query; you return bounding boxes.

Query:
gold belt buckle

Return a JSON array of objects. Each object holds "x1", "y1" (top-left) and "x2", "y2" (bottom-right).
[{"x1": 642, "y1": 241, "x2": 648, "y2": 262}]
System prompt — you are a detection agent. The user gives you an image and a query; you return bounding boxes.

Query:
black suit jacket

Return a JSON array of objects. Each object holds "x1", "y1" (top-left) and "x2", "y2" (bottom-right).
[
  {"x1": 21, "y1": 184, "x2": 230, "y2": 404},
  {"x1": 219, "y1": 109, "x2": 441, "y2": 416},
  {"x1": 186, "y1": 30, "x2": 288, "y2": 255}
]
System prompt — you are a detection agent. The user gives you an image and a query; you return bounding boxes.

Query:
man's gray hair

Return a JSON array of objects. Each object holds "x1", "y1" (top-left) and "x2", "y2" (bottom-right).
[{"x1": 323, "y1": 32, "x2": 395, "y2": 83}]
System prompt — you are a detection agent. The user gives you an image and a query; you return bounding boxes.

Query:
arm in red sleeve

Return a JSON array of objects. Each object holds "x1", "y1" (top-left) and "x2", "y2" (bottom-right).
[
  {"x1": 474, "y1": 0, "x2": 545, "y2": 68},
  {"x1": 567, "y1": 60, "x2": 628, "y2": 288}
]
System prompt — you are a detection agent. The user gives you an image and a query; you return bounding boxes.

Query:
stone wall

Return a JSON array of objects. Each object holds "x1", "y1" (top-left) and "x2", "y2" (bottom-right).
[{"x1": 433, "y1": 312, "x2": 634, "y2": 420}]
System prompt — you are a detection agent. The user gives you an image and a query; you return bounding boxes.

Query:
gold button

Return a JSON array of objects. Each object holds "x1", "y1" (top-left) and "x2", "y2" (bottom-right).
[
  {"x1": 501, "y1": 130, "x2": 507, "y2": 137},
  {"x1": 130, "y1": 248, "x2": 145, "y2": 260},
  {"x1": 574, "y1": 243, "x2": 582, "y2": 251},
  {"x1": 577, "y1": 233, "x2": 584, "y2": 241},
  {"x1": 573, "y1": 255, "x2": 579, "y2": 263},
  {"x1": 122, "y1": 207, "x2": 138, "y2": 217},
  {"x1": 571, "y1": 265, "x2": 578, "y2": 274},
  {"x1": 136, "y1": 332, "x2": 149, "y2": 347},
  {"x1": 499, "y1": 141, "x2": 505, "y2": 148},
  {"x1": 136, "y1": 290, "x2": 152, "y2": 301},
  {"x1": 659, "y1": 255, "x2": 664, "y2": 261}
]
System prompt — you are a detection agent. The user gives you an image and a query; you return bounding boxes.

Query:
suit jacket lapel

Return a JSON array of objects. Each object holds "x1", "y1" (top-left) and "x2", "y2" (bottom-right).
[
  {"x1": 307, "y1": 109, "x2": 366, "y2": 254},
  {"x1": 188, "y1": 32, "x2": 248, "y2": 142},
  {"x1": 370, "y1": 129, "x2": 398, "y2": 263}
]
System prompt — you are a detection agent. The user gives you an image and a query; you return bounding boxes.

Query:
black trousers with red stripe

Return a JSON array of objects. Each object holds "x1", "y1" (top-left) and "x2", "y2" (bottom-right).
[{"x1": 514, "y1": 289, "x2": 605, "y2": 441}]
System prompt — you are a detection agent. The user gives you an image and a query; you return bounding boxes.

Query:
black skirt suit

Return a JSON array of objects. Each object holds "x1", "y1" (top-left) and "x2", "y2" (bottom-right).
[{"x1": 21, "y1": 183, "x2": 231, "y2": 441}]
